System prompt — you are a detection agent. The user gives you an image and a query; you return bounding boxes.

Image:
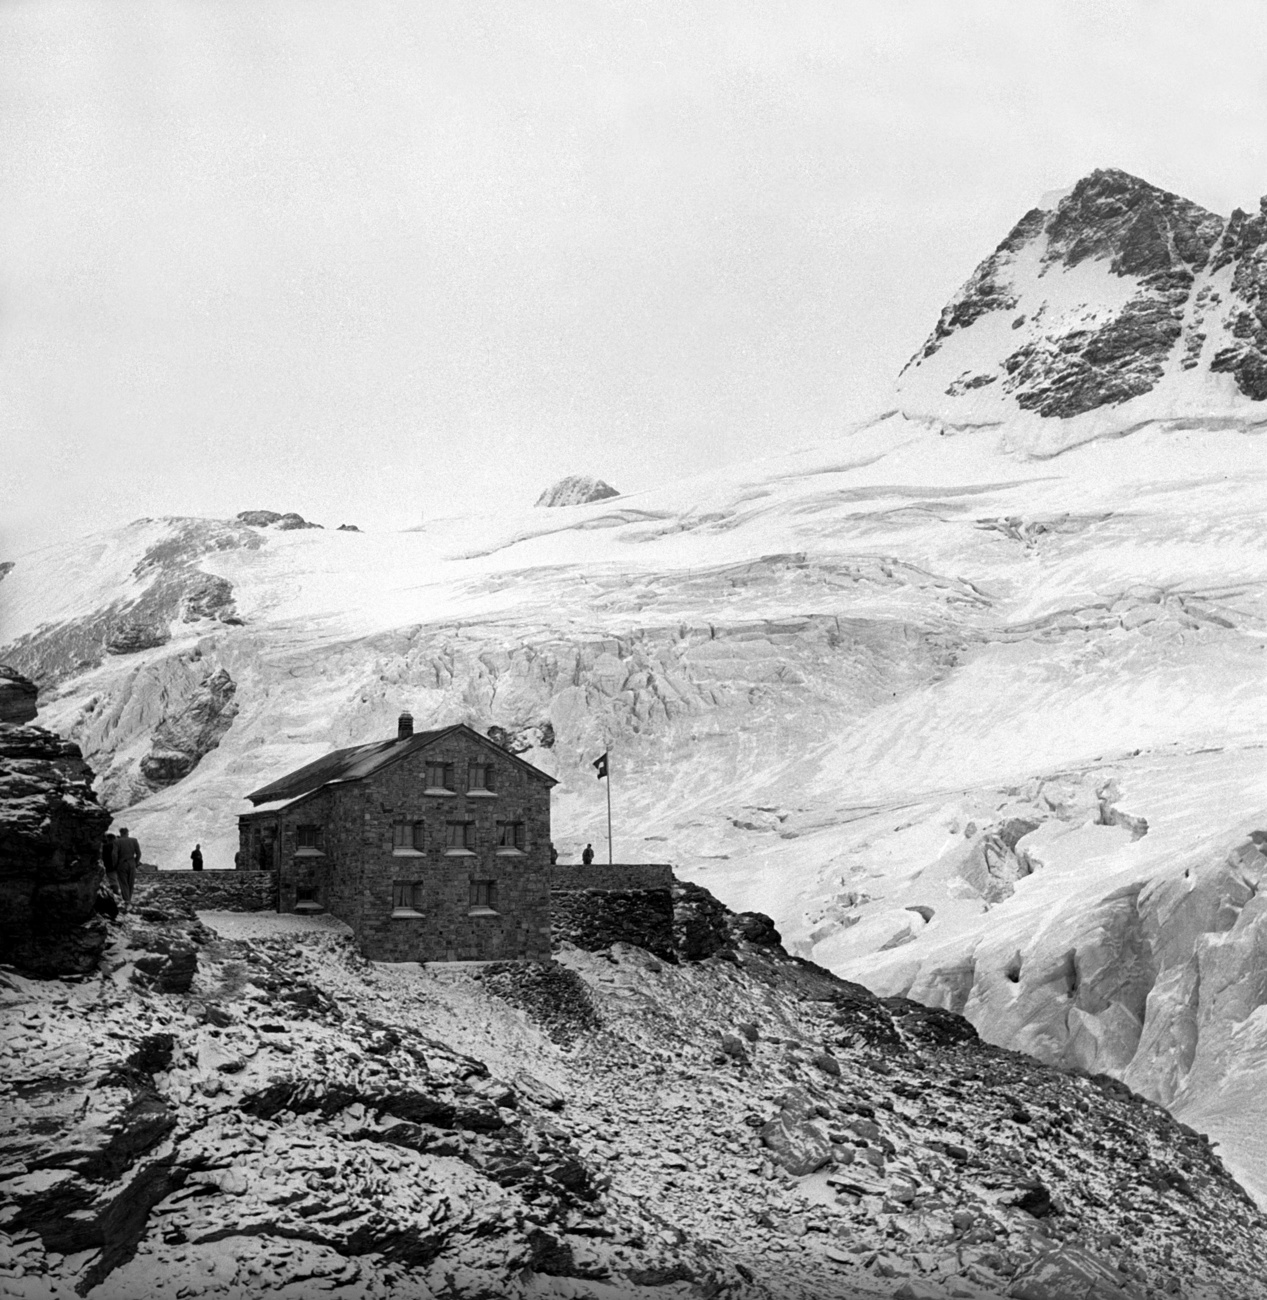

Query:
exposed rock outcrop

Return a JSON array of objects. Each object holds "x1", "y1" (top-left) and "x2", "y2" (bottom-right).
[
  {"x1": 138, "y1": 667, "x2": 239, "y2": 789},
  {"x1": 0, "y1": 665, "x2": 38, "y2": 725},
  {"x1": 899, "y1": 168, "x2": 1267, "y2": 421},
  {"x1": 236, "y1": 509, "x2": 323, "y2": 530},
  {"x1": 0, "y1": 724, "x2": 110, "y2": 975},
  {"x1": 1, "y1": 885, "x2": 1264, "y2": 1298},
  {"x1": 1209, "y1": 196, "x2": 1267, "y2": 400},
  {"x1": 535, "y1": 475, "x2": 621, "y2": 507},
  {"x1": 1, "y1": 518, "x2": 255, "y2": 686},
  {"x1": 105, "y1": 619, "x2": 172, "y2": 655}
]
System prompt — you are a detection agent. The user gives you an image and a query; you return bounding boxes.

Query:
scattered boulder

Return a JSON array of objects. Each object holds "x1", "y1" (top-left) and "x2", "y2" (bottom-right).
[
  {"x1": 535, "y1": 476, "x2": 620, "y2": 508},
  {"x1": 759, "y1": 1087, "x2": 833, "y2": 1175},
  {"x1": 0, "y1": 724, "x2": 111, "y2": 975},
  {"x1": 336, "y1": 523, "x2": 362, "y2": 532},
  {"x1": 276, "y1": 512, "x2": 322, "y2": 530},
  {"x1": 0, "y1": 665, "x2": 38, "y2": 724}
]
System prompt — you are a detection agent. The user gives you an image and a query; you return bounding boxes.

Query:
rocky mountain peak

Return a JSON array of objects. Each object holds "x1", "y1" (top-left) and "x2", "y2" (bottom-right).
[
  {"x1": 898, "y1": 167, "x2": 1267, "y2": 423},
  {"x1": 535, "y1": 475, "x2": 621, "y2": 507}
]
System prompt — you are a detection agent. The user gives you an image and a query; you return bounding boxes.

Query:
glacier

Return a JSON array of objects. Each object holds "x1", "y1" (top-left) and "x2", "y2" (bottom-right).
[{"x1": 4, "y1": 168, "x2": 1267, "y2": 1205}]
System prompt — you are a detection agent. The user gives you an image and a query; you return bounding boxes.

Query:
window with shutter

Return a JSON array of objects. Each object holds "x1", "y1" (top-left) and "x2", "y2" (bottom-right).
[
  {"x1": 392, "y1": 882, "x2": 426, "y2": 915},
  {"x1": 468, "y1": 879, "x2": 497, "y2": 912},
  {"x1": 496, "y1": 820, "x2": 525, "y2": 852},
  {"x1": 425, "y1": 761, "x2": 455, "y2": 793},
  {"x1": 445, "y1": 820, "x2": 476, "y2": 854}
]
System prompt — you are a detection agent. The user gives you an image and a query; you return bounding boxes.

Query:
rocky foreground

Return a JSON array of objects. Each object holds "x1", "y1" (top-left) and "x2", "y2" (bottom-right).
[{"x1": 2, "y1": 886, "x2": 1265, "y2": 1300}]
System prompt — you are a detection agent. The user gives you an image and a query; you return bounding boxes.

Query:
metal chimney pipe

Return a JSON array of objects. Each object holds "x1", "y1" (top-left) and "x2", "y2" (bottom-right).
[{"x1": 398, "y1": 711, "x2": 414, "y2": 740}]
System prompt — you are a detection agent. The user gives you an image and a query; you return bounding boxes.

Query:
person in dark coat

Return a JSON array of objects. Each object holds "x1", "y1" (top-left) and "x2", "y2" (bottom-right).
[
  {"x1": 581, "y1": 843, "x2": 595, "y2": 865},
  {"x1": 190, "y1": 844, "x2": 204, "y2": 871},
  {"x1": 114, "y1": 827, "x2": 141, "y2": 909},
  {"x1": 549, "y1": 842, "x2": 559, "y2": 866}
]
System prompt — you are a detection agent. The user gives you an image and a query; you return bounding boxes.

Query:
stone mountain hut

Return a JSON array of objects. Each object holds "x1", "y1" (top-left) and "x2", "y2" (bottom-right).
[{"x1": 238, "y1": 715, "x2": 556, "y2": 962}]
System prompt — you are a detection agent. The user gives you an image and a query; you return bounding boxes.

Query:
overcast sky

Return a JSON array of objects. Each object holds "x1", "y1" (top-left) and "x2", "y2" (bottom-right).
[{"x1": 4, "y1": 0, "x2": 1267, "y2": 555}]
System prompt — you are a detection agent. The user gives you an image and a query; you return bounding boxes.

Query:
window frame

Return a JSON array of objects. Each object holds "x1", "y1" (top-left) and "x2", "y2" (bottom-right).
[
  {"x1": 444, "y1": 819, "x2": 476, "y2": 855},
  {"x1": 466, "y1": 760, "x2": 496, "y2": 796},
  {"x1": 424, "y1": 760, "x2": 456, "y2": 795},
  {"x1": 468, "y1": 878, "x2": 498, "y2": 914},
  {"x1": 496, "y1": 819, "x2": 526, "y2": 854},
  {"x1": 391, "y1": 818, "x2": 426, "y2": 855},
  {"x1": 295, "y1": 823, "x2": 325, "y2": 856},
  {"x1": 294, "y1": 884, "x2": 323, "y2": 913},
  {"x1": 391, "y1": 881, "x2": 426, "y2": 917}
]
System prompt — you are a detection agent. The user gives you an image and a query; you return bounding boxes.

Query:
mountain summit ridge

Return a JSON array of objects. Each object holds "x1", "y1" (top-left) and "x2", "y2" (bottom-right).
[{"x1": 899, "y1": 167, "x2": 1267, "y2": 422}]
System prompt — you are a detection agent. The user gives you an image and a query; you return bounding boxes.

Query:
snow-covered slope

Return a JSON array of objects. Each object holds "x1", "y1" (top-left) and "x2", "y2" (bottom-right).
[{"x1": 4, "y1": 169, "x2": 1267, "y2": 1203}]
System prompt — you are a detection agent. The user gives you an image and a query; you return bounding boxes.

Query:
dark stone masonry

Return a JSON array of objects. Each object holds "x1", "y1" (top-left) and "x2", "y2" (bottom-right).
[
  {"x1": 238, "y1": 720, "x2": 556, "y2": 963},
  {"x1": 132, "y1": 866, "x2": 277, "y2": 913}
]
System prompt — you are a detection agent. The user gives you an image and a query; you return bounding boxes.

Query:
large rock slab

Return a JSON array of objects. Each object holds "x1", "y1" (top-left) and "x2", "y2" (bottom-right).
[
  {"x1": 0, "y1": 723, "x2": 111, "y2": 975},
  {"x1": 0, "y1": 664, "x2": 38, "y2": 724}
]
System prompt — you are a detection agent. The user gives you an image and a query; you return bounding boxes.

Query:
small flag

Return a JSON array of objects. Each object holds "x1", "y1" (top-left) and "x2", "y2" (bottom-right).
[{"x1": 593, "y1": 752, "x2": 609, "y2": 780}]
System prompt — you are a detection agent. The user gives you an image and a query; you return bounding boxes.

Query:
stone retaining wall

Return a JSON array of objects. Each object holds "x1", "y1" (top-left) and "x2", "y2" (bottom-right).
[
  {"x1": 133, "y1": 868, "x2": 277, "y2": 913},
  {"x1": 549, "y1": 887, "x2": 676, "y2": 962},
  {"x1": 548, "y1": 863, "x2": 673, "y2": 892}
]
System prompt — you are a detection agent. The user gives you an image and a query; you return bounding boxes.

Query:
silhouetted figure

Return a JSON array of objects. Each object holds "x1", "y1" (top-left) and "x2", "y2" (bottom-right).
[
  {"x1": 114, "y1": 827, "x2": 141, "y2": 909},
  {"x1": 549, "y1": 842, "x2": 559, "y2": 865},
  {"x1": 581, "y1": 843, "x2": 595, "y2": 865},
  {"x1": 190, "y1": 844, "x2": 204, "y2": 871}
]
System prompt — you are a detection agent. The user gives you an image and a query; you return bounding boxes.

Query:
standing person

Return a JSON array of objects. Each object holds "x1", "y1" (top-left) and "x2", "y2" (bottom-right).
[
  {"x1": 101, "y1": 830, "x2": 120, "y2": 894},
  {"x1": 190, "y1": 844, "x2": 204, "y2": 871},
  {"x1": 581, "y1": 843, "x2": 595, "y2": 865},
  {"x1": 114, "y1": 827, "x2": 141, "y2": 910}
]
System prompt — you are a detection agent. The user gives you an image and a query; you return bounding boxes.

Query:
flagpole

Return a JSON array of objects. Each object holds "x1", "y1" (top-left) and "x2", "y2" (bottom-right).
[{"x1": 605, "y1": 751, "x2": 613, "y2": 866}]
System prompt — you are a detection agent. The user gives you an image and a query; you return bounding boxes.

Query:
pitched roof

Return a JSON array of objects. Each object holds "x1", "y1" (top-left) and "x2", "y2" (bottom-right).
[{"x1": 244, "y1": 724, "x2": 556, "y2": 806}]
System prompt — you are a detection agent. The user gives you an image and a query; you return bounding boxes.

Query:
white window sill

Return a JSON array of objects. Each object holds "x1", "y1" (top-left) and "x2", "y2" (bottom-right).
[
  {"x1": 391, "y1": 907, "x2": 425, "y2": 918},
  {"x1": 467, "y1": 906, "x2": 499, "y2": 917},
  {"x1": 424, "y1": 788, "x2": 456, "y2": 797},
  {"x1": 293, "y1": 901, "x2": 324, "y2": 913},
  {"x1": 392, "y1": 848, "x2": 425, "y2": 857},
  {"x1": 294, "y1": 848, "x2": 325, "y2": 857},
  {"x1": 444, "y1": 848, "x2": 475, "y2": 856},
  {"x1": 496, "y1": 847, "x2": 525, "y2": 856},
  {"x1": 466, "y1": 789, "x2": 497, "y2": 798}
]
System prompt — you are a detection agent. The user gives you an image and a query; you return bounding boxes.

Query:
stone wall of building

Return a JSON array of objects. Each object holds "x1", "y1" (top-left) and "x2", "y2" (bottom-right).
[
  {"x1": 548, "y1": 863, "x2": 673, "y2": 892},
  {"x1": 133, "y1": 867, "x2": 277, "y2": 912},
  {"x1": 349, "y1": 734, "x2": 552, "y2": 962},
  {"x1": 244, "y1": 732, "x2": 553, "y2": 963}
]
